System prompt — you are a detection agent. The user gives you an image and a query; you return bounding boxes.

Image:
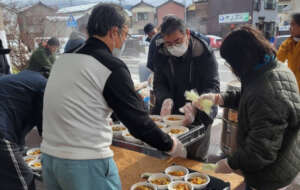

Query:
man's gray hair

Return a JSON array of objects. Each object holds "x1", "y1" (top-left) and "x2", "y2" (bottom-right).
[{"x1": 160, "y1": 16, "x2": 186, "y2": 36}]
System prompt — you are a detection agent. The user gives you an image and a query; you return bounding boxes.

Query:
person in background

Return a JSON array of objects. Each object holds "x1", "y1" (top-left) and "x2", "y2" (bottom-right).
[
  {"x1": 144, "y1": 23, "x2": 158, "y2": 43},
  {"x1": 194, "y1": 25, "x2": 300, "y2": 190},
  {"x1": 150, "y1": 16, "x2": 220, "y2": 161},
  {"x1": 137, "y1": 23, "x2": 158, "y2": 91},
  {"x1": 0, "y1": 70, "x2": 46, "y2": 190},
  {"x1": 138, "y1": 23, "x2": 158, "y2": 85},
  {"x1": 64, "y1": 23, "x2": 88, "y2": 53},
  {"x1": 27, "y1": 37, "x2": 60, "y2": 78},
  {"x1": 277, "y1": 13, "x2": 300, "y2": 90},
  {"x1": 41, "y1": 4, "x2": 185, "y2": 190},
  {"x1": 0, "y1": 39, "x2": 11, "y2": 76}
]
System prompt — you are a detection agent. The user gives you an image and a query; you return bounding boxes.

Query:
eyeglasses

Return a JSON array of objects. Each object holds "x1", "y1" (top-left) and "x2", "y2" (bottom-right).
[
  {"x1": 120, "y1": 29, "x2": 132, "y2": 39},
  {"x1": 164, "y1": 35, "x2": 186, "y2": 47}
]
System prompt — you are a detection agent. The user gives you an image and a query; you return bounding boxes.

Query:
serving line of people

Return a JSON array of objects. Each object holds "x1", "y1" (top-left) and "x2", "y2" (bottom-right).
[{"x1": 0, "y1": 3, "x2": 299, "y2": 190}]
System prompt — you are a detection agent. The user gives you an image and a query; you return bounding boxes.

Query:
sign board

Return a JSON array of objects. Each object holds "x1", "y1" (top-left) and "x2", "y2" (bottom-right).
[
  {"x1": 67, "y1": 15, "x2": 77, "y2": 28},
  {"x1": 279, "y1": 25, "x2": 290, "y2": 31},
  {"x1": 219, "y1": 12, "x2": 249, "y2": 23}
]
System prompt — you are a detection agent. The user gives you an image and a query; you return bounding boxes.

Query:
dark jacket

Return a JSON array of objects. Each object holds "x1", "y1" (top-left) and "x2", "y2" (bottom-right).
[
  {"x1": 77, "y1": 38, "x2": 173, "y2": 151},
  {"x1": 223, "y1": 60, "x2": 300, "y2": 190},
  {"x1": 152, "y1": 31, "x2": 220, "y2": 125},
  {"x1": 0, "y1": 70, "x2": 46, "y2": 146},
  {"x1": 27, "y1": 47, "x2": 56, "y2": 78},
  {"x1": 147, "y1": 31, "x2": 210, "y2": 72}
]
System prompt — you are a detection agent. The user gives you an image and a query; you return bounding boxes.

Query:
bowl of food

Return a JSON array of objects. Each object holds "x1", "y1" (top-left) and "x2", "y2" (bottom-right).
[
  {"x1": 150, "y1": 115, "x2": 163, "y2": 122},
  {"x1": 163, "y1": 115, "x2": 185, "y2": 126},
  {"x1": 111, "y1": 124, "x2": 127, "y2": 137},
  {"x1": 155, "y1": 122, "x2": 167, "y2": 129},
  {"x1": 23, "y1": 155, "x2": 38, "y2": 164},
  {"x1": 167, "y1": 126, "x2": 189, "y2": 137},
  {"x1": 131, "y1": 182, "x2": 157, "y2": 190},
  {"x1": 28, "y1": 160, "x2": 42, "y2": 171},
  {"x1": 165, "y1": 166, "x2": 189, "y2": 180},
  {"x1": 123, "y1": 132, "x2": 143, "y2": 144},
  {"x1": 26, "y1": 147, "x2": 41, "y2": 156},
  {"x1": 168, "y1": 181, "x2": 193, "y2": 190},
  {"x1": 148, "y1": 173, "x2": 172, "y2": 190},
  {"x1": 184, "y1": 172, "x2": 210, "y2": 189},
  {"x1": 107, "y1": 118, "x2": 113, "y2": 126}
]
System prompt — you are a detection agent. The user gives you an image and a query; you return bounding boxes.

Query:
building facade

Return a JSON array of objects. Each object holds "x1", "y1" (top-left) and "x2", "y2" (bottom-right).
[
  {"x1": 130, "y1": 1, "x2": 155, "y2": 35},
  {"x1": 208, "y1": 0, "x2": 277, "y2": 39},
  {"x1": 186, "y1": 0, "x2": 208, "y2": 34},
  {"x1": 156, "y1": 0, "x2": 185, "y2": 26},
  {"x1": 208, "y1": 0, "x2": 252, "y2": 36},
  {"x1": 252, "y1": 0, "x2": 278, "y2": 40},
  {"x1": 18, "y1": 2, "x2": 57, "y2": 51}
]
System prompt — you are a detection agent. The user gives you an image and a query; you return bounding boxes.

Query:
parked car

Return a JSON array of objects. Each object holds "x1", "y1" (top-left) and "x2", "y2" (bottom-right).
[
  {"x1": 274, "y1": 35, "x2": 290, "y2": 50},
  {"x1": 206, "y1": 35, "x2": 223, "y2": 49}
]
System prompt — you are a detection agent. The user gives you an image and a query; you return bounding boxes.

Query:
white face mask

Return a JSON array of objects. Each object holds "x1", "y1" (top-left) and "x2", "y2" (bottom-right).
[
  {"x1": 167, "y1": 40, "x2": 188, "y2": 57},
  {"x1": 293, "y1": 37, "x2": 300, "y2": 42},
  {"x1": 112, "y1": 42, "x2": 125, "y2": 58},
  {"x1": 112, "y1": 33, "x2": 126, "y2": 58}
]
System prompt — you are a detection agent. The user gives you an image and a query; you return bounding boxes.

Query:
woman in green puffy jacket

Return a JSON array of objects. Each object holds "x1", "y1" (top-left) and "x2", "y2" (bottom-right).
[{"x1": 194, "y1": 25, "x2": 300, "y2": 190}]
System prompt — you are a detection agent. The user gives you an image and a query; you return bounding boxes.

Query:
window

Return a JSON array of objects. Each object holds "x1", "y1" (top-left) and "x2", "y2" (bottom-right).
[
  {"x1": 264, "y1": 22, "x2": 275, "y2": 39},
  {"x1": 137, "y1": 12, "x2": 148, "y2": 21},
  {"x1": 253, "y1": 0, "x2": 261, "y2": 11},
  {"x1": 277, "y1": 4, "x2": 289, "y2": 12},
  {"x1": 264, "y1": 0, "x2": 276, "y2": 10}
]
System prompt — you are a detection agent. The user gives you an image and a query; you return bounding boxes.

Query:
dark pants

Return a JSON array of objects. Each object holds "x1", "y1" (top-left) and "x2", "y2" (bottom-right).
[
  {"x1": 0, "y1": 138, "x2": 35, "y2": 190},
  {"x1": 187, "y1": 125, "x2": 211, "y2": 161}
]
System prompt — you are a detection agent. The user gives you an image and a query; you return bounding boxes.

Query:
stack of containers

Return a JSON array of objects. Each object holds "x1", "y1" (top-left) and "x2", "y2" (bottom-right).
[{"x1": 221, "y1": 80, "x2": 241, "y2": 156}]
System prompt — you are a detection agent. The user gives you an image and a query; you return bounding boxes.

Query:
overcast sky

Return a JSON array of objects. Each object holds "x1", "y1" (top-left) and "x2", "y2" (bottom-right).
[{"x1": 0, "y1": 0, "x2": 193, "y2": 7}]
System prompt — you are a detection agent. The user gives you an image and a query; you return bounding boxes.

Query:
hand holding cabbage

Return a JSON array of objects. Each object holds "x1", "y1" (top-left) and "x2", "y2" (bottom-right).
[{"x1": 185, "y1": 90, "x2": 223, "y2": 115}]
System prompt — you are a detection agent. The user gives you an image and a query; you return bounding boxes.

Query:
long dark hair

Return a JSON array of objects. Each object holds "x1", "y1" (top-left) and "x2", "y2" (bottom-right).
[{"x1": 220, "y1": 25, "x2": 276, "y2": 79}]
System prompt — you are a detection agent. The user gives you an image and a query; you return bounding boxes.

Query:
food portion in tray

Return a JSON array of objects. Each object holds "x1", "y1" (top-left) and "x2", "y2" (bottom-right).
[
  {"x1": 168, "y1": 171, "x2": 185, "y2": 177},
  {"x1": 135, "y1": 186, "x2": 154, "y2": 190},
  {"x1": 188, "y1": 176, "x2": 206, "y2": 184},
  {"x1": 23, "y1": 155, "x2": 38, "y2": 163},
  {"x1": 163, "y1": 115, "x2": 185, "y2": 126},
  {"x1": 26, "y1": 148, "x2": 41, "y2": 156},
  {"x1": 150, "y1": 178, "x2": 170, "y2": 185},
  {"x1": 170, "y1": 182, "x2": 192, "y2": 190},
  {"x1": 24, "y1": 147, "x2": 42, "y2": 171},
  {"x1": 131, "y1": 182, "x2": 157, "y2": 190},
  {"x1": 131, "y1": 165, "x2": 222, "y2": 190},
  {"x1": 112, "y1": 126, "x2": 127, "y2": 131},
  {"x1": 150, "y1": 115, "x2": 162, "y2": 122},
  {"x1": 166, "y1": 126, "x2": 189, "y2": 137}
]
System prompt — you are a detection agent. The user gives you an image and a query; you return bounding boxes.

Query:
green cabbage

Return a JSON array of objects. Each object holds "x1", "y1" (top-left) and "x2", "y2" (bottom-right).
[{"x1": 185, "y1": 90, "x2": 213, "y2": 115}]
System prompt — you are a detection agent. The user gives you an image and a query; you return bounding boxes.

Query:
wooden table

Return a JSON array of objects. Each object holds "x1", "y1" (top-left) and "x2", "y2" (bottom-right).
[{"x1": 112, "y1": 146, "x2": 244, "y2": 190}]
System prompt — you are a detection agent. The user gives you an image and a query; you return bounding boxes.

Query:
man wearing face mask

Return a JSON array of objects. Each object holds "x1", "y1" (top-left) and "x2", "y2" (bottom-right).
[
  {"x1": 151, "y1": 16, "x2": 220, "y2": 161},
  {"x1": 277, "y1": 13, "x2": 300, "y2": 91},
  {"x1": 41, "y1": 4, "x2": 185, "y2": 190}
]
